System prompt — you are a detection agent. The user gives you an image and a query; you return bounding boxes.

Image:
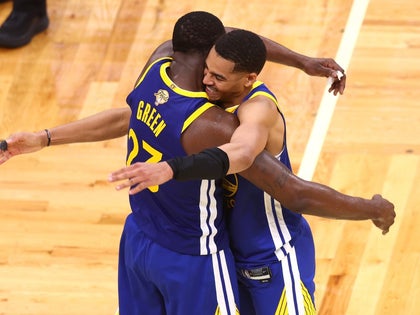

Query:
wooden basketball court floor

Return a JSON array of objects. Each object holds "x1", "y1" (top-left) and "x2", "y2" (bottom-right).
[{"x1": 0, "y1": 0, "x2": 419, "y2": 314}]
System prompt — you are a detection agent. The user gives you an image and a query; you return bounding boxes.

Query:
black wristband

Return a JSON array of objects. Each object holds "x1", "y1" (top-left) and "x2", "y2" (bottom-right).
[
  {"x1": 0, "y1": 140, "x2": 7, "y2": 151},
  {"x1": 167, "y1": 147, "x2": 230, "y2": 181},
  {"x1": 45, "y1": 129, "x2": 51, "y2": 146}
]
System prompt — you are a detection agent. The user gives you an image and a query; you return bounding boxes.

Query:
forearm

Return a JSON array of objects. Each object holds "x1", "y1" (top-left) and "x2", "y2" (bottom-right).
[
  {"x1": 289, "y1": 178, "x2": 378, "y2": 220},
  {"x1": 240, "y1": 152, "x2": 380, "y2": 221},
  {"x1": 47, "y1": 108, "x2": 130, "y2": 146},
  {"x1": 262, "y1": 36, "x2": 310, "y2": 70},
  {"x1": 167, "y1": 147, "x2": 229, "y2": 181},
  {"x1": 225, "y1": 26, "x2": 309, "y2": 70}
]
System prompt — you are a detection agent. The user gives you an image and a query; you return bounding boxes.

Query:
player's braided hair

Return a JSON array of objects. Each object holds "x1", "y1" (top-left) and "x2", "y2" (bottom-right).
[
  {"x1": 214, "y1": 29, "x2": 267, "y2": 74},
  {"x1": 172, "y1": 11, "x2": 226, "y2": 55}
]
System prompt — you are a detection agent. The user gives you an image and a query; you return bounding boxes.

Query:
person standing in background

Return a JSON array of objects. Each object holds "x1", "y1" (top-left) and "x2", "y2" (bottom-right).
[{"x1": 0, "y1": 0, "x2": 49, "y2": 48}]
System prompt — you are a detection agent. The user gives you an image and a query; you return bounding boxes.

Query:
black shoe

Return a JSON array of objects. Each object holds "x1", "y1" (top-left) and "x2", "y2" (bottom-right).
[{"x1": 0, "y1": 10, "x2": 49, "y2": 48}]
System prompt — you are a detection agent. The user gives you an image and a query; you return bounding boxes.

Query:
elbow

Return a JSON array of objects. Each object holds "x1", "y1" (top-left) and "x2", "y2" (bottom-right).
[
  {"x1": 236, "y1": 149, "x2": 257, "y2": 172},
  {"x1": 241, "y1": 152, "x2": 256, "y2": 170},
  {"x1": 227, "y1": 146, "x2": 258, "y2": 174}
]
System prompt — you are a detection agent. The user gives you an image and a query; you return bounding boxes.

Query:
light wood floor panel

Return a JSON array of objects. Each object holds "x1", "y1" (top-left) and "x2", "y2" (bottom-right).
[{"x1": 0, "y1": 0, "x2": 418, "y2": 314}]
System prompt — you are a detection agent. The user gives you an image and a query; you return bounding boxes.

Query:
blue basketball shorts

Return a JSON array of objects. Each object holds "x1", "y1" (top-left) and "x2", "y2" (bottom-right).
[
  {"x1": 236, "y1": 224, "x2": 316, "y2": 315},
  {"x1": 118, "y1": 214, "x2": 240, "y2": 315}
]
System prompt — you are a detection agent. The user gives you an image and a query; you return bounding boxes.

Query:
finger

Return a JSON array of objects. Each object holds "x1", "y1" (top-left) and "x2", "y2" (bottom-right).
[
  {"x1": 329, "y1": 75, "x2": 346, "y2": 95},
  {"x1": 338, "y1": 75, "x2": 346, "y2": 94},
  {"x1": 0, "y1": 151, "x2": 11, "y2": 164},
  {"x1": 115, "y1": 178, "x2": 135, "y2": 190},
  {"x1": 326, "y1": 59, "x2": 345, "y2": 74},
  {"x1": 108, "y1": 169, "x2": 127, "y2": 181},
  {"x1": 129, "y1": 182, "x2": 147, "y2": 195},
  {"x1": 327, "y1": 80, "x2": 339, "y2": 95},
  {"x1": 109, "y1": 169, "x2": 135, "y2": 182}
]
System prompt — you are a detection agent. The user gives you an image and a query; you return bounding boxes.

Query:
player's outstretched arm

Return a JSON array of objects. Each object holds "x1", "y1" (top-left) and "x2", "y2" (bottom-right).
[
  {"x1": 0, "y1": 107, "x2": 130, "y2": 165},
  {"x1": 225, "y1": 26, "x2": 346, "y2": 95},
  {"x1": 154, "y1": 27, "x2": 347, "y2": 95},
  {"x1": 240, "y1": 152, "x2": 396, "y2": 234}
]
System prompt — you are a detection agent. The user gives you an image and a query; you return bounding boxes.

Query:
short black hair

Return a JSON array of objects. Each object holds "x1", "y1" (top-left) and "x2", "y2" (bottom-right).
[
  {"x1": 214, "y1": 29, "x2": 266, "y2": 74},
  {"x1": 172, "y1": 11, "x2": 226, "y2": 55}
]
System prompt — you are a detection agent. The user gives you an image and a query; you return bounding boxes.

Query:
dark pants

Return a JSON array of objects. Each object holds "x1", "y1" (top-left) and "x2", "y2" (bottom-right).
[{"x1": 13, "y1": 0, "x2": 47, "y2": 15}]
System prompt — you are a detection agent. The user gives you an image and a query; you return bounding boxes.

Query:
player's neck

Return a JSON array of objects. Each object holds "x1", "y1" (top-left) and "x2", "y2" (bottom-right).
[
  {"x1": 220, "y1": 87, "x2": 253, "y2": 108},
  {"x1": 169, "y1": 52, "x2": 205, "y2": 91}
]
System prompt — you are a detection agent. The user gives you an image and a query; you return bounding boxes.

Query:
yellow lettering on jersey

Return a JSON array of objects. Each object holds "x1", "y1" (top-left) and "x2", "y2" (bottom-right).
[
  {"x1": 146, "y1": 107, "x2": 157, "y2": 126},
  {"x1": 136, "y1": 100, "x2": 146, "y2": 120},
  {"x1": 140, "y1": 101, "x2": 151, "y2": 122},
  {"x1": 153, "y1": 120, "x2": 166, "y2": 137},
  {"x1": 136, "y1": 100, "x2": 166, "y2": 137}
]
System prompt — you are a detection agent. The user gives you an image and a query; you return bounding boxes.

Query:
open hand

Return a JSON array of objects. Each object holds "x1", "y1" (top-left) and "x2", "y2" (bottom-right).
[
  {"x1": 108, "y1": 161, "x2": 174, "y2": 195},
  {"x1": 0, "y1": 131, "x2": 45, "y2": 165}
]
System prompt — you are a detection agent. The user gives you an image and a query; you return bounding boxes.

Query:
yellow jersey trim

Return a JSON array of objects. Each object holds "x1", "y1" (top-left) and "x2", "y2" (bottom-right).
[
  {"x1": 134, "y1": 57, "x2": 170, "y2": 88},
  {"x1": 182, "y1": 102, "x2": 215, "y2": 133},
  {"x1": 160, "y1": 61, "x2": 208, "y2": 98}
]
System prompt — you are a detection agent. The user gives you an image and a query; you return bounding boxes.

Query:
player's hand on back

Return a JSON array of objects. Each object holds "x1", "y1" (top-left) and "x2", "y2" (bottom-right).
[{"x1": 108, "y1": 161, "x2": 174, "y2": 195}]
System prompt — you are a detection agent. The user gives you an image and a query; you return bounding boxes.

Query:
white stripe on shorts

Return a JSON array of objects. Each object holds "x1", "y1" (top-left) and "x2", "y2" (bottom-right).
[{"x1": 212, "y1": 250, "x2": 236, "y2": 315}]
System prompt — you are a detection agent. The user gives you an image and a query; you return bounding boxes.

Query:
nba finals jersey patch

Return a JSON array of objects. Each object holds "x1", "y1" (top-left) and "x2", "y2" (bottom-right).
[{"x1": 154, "y1": 89, "x2": 169, "y2": 105}]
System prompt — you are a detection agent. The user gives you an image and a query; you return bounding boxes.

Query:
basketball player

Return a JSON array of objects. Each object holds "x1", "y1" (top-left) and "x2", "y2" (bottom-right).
[{"x1": 108, "y1": 30, "x2": 396, "y2": 314}]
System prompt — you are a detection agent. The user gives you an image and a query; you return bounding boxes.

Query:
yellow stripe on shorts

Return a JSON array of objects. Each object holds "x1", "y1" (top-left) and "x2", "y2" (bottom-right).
[{"x1": 275, "y1": 281, "x2": 316, "y2": 314}]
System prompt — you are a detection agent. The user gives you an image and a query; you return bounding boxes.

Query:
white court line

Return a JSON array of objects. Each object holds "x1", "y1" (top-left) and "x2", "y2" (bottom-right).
[{"x1": 297, "y1": 0, "x2": 371, "y2": 180}]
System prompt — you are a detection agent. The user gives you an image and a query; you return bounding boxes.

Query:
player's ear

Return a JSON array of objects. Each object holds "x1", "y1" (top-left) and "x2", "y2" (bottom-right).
[{"x1": 245, "y1": 73, "x2": 257, "y2": 87}]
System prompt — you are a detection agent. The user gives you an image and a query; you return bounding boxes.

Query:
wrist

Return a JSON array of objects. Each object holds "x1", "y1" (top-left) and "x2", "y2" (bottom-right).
[
  {"x1": 38, "y1": 129, "x2": 51, "y2": 147},
  {"x1": 164, "y1": 161, "x2": 175, "y2": 179},
  {"x1": 44, "y1": 129, "x2": 51, "y2": 146},
  {"x1": 295, "y1": 54, "x2": 311, "y2": 72}
]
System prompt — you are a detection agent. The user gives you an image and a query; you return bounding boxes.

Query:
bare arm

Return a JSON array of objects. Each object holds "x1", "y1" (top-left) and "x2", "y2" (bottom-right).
[
  {"x1": 0, "y1": 107, "x2": 130, "y2": 164},
  {"x1": 240, "y1": 152, "x2": 395, "y2": 234},
  {"x1": 46, "y1": 107, "x2": 130, "y2": 145},
  {"x1": 225, "y1": 26, "x2": 346, "y2": 95},
  {"x1": 218, "y1": 96, "x2": 278, "y2": 174},
  {"x1": 0, "y1": 37, "x2": 172, "y2": 163},
  {"x1": 0, "y1": 38, "x2": 173, "y2": 164}
]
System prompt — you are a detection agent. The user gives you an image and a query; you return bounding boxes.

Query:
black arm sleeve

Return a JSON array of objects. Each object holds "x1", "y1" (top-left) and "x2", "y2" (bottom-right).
[{"x1": 166, "y1": 147, "x2": 230, "y2": 181}]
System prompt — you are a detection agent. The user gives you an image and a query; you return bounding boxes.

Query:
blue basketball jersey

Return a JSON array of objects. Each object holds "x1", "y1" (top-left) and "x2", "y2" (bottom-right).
[
  {"x1": 126, "y1": 57, "x2": 229, "y2": 256},
  {"x1": 224, "y1": 81, "x2": 312, "y2": 265}
]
